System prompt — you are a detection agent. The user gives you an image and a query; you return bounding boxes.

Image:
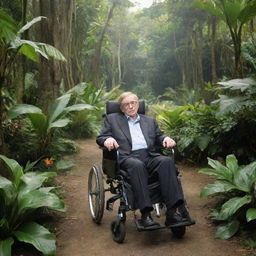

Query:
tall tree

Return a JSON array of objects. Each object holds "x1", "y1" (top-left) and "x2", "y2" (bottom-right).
[
  {"x1": 193, "y1": 0, "x2": 256, "y2": 78},
  {"x1": 90, "y1": 0, "x2": 132, "y2": 87},
  {"x1": 32, "y1": 0, "x2": 74, "y2": 113}
]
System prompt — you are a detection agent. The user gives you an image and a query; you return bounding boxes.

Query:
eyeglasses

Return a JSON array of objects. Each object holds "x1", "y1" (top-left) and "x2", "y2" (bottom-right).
[{"x1": 121, "y1": 100, "x2": 138, "y2": 109}]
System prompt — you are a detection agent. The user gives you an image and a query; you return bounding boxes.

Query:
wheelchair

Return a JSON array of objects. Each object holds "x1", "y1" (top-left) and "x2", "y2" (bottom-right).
[{"x1": 88, "y1": 100, "x2": 195, "y2": 243}]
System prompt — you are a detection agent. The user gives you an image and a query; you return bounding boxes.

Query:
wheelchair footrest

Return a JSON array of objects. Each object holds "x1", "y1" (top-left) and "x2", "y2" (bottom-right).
[{"x1": 135, "y1": 219, "x2": 165, "y2": 231}]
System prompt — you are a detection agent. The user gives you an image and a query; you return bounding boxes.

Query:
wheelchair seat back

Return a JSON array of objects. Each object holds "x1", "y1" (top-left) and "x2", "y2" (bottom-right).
[{"x1": 102, "y1": 100, "x2": 146, "y2": 178}]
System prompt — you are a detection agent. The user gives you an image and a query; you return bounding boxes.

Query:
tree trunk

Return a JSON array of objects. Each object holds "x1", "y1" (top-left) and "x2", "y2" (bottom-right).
[
  {"x1": 33, "y1": 0, "x2": 74, "y2": 113},
  {"x1": 193, "y1": 24, "x2": 204, "y2": 89},
  {"x1": 117, "y1": 36, "x2": 122, "y2": 85},
  {"x1": 91, "y1": 2, "x2": 117, "y2": 87},
  {"x1": 210, "y1": 16, "x2": 217, "y2": 84}
]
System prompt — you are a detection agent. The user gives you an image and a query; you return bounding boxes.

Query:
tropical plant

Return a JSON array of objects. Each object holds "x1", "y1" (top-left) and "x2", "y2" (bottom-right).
[
  {"x1": 193, "y1": 0, "x2": 256, "y2": 77},
  {"x1": 0, "y1": 155, "x2": 65, "y2": 256},
  {"x1": 66, "y1": 82, "x2": 120, "y2": 138},
  {"x1": 212, "y1": 78, "x2": 256, "y2": 162},
  {"x1": 213, "y1": 78, "x2": 256, "y2": 116},
  {"x1": 199, "y1": 155, "x2": 256, "y2": 239},
  {"x1": 0, "y1": 9, "x2": 66, "y2": 155},
  {"x1": 7, "y1": 91, "x2": 93, "y2": 158},
  {"x1": 154, "y1": 102, "x2": 234, "y2": 162}
]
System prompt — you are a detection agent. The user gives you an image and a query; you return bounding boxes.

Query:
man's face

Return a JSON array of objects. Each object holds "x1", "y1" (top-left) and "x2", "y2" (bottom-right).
[{"x1": 120, "y1": 95, "x2": 139, "y2": 118}]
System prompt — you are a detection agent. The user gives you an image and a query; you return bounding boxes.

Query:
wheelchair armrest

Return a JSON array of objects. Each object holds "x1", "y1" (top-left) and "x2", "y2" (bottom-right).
[{"x1": 100, "y1": 147, "x2": 120, "y2": 178}]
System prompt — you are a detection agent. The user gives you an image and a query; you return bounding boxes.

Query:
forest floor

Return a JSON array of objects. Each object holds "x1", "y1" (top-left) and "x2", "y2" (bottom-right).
[{"x1": 14, "y1": 138, "x2": 255, "y2": 256}]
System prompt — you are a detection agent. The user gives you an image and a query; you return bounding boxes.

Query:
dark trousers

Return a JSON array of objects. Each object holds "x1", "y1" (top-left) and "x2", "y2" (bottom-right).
[{"x1": 120, "y1": 149, "x2": 184, "y2": 213}]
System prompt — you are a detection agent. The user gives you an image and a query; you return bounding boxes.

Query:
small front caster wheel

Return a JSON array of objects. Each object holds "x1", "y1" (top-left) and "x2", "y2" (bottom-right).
[{"x1": 111, "y1": 219, "x2": 126, "y2": 243}]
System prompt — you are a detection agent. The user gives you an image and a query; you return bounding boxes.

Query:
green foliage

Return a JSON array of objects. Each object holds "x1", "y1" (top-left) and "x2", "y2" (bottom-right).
[
  {"x1": 153, "y1": 78, "x2": 256, "y2": 163},
  {"x1": 199, "y1": 155, "x2": 256, "y2": 239},
  {"x1": 154, "y1": 102, "x2": 235, "y2": 162},
  {"x1": 66, "y1": 83, "x2": 120, "y2": 138},
  {"x1": 0, "y1": 155, "x2": 65, "y2": 255},
  {"x1": 7, "y1": 90, "x2": 93, "y2": 158}
]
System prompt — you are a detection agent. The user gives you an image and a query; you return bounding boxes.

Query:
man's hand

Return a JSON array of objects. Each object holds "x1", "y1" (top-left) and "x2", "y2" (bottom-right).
[
  {"x1": 163, "y1": 136, "x2": 176, "y2": 148},
  {"x1": 104, "y1": 137, "x2": 119, "y2": 151}
]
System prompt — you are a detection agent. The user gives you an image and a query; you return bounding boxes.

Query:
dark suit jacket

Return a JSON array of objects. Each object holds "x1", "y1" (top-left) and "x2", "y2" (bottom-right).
[{"x1": 96, "y1": 113, "x2": 166, "y2": 163}]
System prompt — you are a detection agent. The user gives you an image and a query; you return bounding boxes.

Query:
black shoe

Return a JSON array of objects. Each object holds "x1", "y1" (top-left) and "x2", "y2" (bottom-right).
[
  {"x1": 141, "y1": 215, "x2": 160, "y2": 228},
  {"x1": 165, "y1": 212, "x2": 186, "y2": 228}
]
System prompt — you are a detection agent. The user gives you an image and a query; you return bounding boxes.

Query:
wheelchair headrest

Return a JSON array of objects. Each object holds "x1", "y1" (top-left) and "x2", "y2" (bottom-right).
[{"x1": 106, "y1": 100, "x2": 145, "y2": 115}]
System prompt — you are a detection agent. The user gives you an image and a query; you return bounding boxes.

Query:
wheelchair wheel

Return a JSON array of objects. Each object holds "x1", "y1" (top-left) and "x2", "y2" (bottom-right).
[
  {"x1": 88, "y1": 165, "x2": 105, "y2": 224},
  {"x1": 111, "y1": 218, "x2": 126, "y2": 243},
  {"x1": 171, "y1": 226, "x2": 186, "y2": 239}
]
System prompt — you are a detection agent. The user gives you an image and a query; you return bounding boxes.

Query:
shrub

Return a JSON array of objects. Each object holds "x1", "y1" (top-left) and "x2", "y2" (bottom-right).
[
  {"x1": 0, "y1": 155, "x2": 65, "y2": 256},
  {"x1": 199, "y1": 155, "x2": 256, "y2": 239}
]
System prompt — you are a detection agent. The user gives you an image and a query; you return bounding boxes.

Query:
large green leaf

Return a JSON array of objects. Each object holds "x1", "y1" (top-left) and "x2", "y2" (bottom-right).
[
  {"x1": 238, "y1": 2, "x2": 256, "y2": 25},
  {"x1": 64, "y1": 103, "x2": 94, "y2": 113},
  {"x1": 233, "y1": 161, "x2": 256, "y2": 192},
  {"x1": 200, "y1": 180, "x2": 237, "y2": 198},
  {"x1": 48, "y1": 118, "x2": 70, "y2": 131},
  {"x1": 217, "y1": 95, "x2": 248, "y2": 114},
  {"x1": 19, "y1": 172, "x2": 57, "y2": 196},
  {"x1": 218, "y1": 195, "x2": 252, "y2": 220},
  {"x1": 18, "y1": 190, "x2": 65, "y2": 215},
  {"x1": 18, "y1": 42, "x2": 39, "y2": 62},
  {"x1": 199, "y1": 158, "x2": 233, "y2": 182},
  {"x1": 0, "y1": 155, "x2": 23, "y2": 189},
  {"x1": 217, "y1": 78, "x2": 256, "y2": 92},
  {"x1": 18, "y1": 16, "x2": 46, "y2": 34},
  {"x1": 223, "y1": 1, "x2": 242, "y2": 27},
  {"x1": 0, "y1": 9, "x2": 17, "y2": 43},
  {"x1": 28, "y1": 113, "x2": 47, "y2": 135},
  {"x1": 38, "y1": 43, "x2": 66, "y2": 61},
  {"x1": 195, "y1": 135, "x2": 211, "y2": 151},
  {"x1": 246, "y1": 208, "x2": 256, "y2": 222},
  {"x1": 0, "y1": 176, "x2": 13, "y2": 201},
  {"x1": 7, "y1": 104, "x2": 42, "y2": 120},
  {"x1": 48, "y1": 94, "x2": 71, "y2": 124},
  {"x1": 14, "y1": 222, "x2": 55, "y2": 256},
  {"x1": 207, "y1": 157, "x2": 233, "y2": 182},
  {"x1": 215, "y1": 220, "x2": 240, "y2": 239},
  {"x1": 225, "y1": 154, "x2": 239, "y2": 176},
  {"x1": 0, "y1": 238, "x2": 14, "y2": 256},
  {"x1": 192, "y1": 1, "x2": 225, "y2": 20}
]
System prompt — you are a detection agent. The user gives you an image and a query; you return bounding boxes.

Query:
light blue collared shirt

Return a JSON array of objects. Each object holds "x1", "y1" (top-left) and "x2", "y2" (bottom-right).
[{"x1": 126, "y1": 114, "x2": 148, "y2": 151}]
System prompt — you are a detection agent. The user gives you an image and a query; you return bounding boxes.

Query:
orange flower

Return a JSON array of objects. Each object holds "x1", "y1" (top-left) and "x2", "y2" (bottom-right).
[{"x1": 44, "y1": 157, "x2": 55, "y2": 167}]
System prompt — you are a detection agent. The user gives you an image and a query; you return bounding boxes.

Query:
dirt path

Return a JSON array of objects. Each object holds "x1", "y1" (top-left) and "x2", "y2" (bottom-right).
[{"x1": 55, "y1": 139, "x2": 250, "y2": 256}]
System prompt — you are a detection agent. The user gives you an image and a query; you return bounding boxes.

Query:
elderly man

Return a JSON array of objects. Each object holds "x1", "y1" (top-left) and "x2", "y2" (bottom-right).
[{"x1": 96, "y1": 92, "x2": 186, "y2": 228}]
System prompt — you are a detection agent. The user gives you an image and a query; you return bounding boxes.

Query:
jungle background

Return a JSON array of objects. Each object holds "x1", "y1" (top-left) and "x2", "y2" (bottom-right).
[{"x1": 1, "y1": 0, "x2": 256, "y2": 255}]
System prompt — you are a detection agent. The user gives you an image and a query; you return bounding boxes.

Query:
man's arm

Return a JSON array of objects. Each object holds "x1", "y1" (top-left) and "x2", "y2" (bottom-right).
[{"x1": 96, "y1": 116, "x2": 119, "y2": 150}]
